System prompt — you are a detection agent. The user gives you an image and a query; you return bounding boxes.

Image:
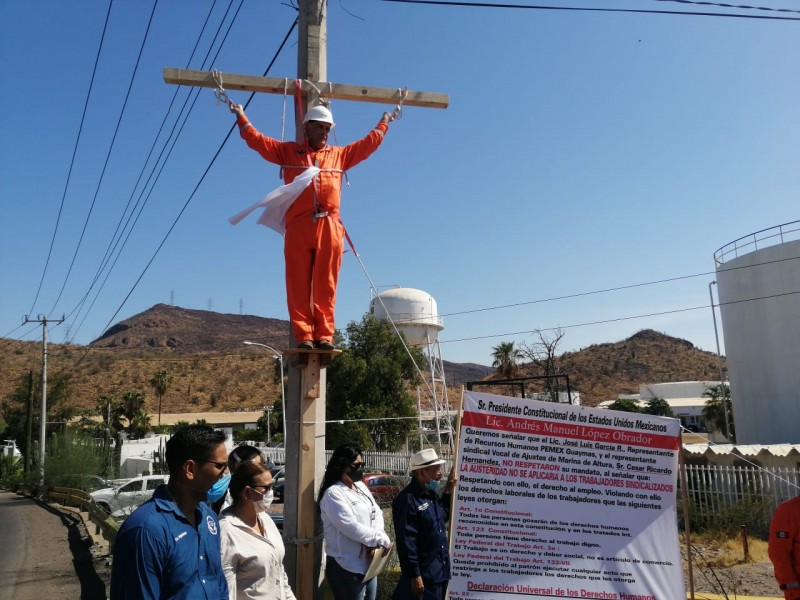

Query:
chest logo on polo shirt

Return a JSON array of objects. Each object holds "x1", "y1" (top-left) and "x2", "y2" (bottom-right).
[
  {"x1": 417, "y1": 502, "x2": 430, "y2": 512},
  {"x1": 776, "y1": 530, "x2": 789, "y2": 538},
  {"x1": 174, "y1": 531, "x2": 187, "y2": 542},
  {"x1": 206, "y1": 515, "x2": 218, "y2": 535}
]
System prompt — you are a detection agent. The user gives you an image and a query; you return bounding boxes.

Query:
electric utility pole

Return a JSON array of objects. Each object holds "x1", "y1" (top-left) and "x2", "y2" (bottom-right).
[{"x1": 24, "y1": 314, "x2": 64, "y2": 480}]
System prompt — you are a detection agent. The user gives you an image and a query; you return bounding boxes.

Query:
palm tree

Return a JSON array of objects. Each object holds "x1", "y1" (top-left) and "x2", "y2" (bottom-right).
[
  {"x1": 491, "y1": 341, "x2": 523, "y2": 379},
  {"x1": 121, "y1": 391, "x2": 145, "y2": 427},
  {"x1": 96, "y1": 395, "x2": 125, "y2": 432},
  {"x1": 150, "y1": 370, "x2": 174, "y2": 427},
  {"x1": 702, "y1": 383, "x2": 734, "y2": 441},
  {"x1": 128, "y1": 410, "x2": 152, "y2": 440}
]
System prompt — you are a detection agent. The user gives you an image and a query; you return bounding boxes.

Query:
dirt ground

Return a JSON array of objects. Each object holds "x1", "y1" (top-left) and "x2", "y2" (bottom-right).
[
  {"x1": 687, "y1": 556, "x2": 780, "y2": 597},
  {"x1": 7, "y1": 493, "x2": 785, "y2": 599}
]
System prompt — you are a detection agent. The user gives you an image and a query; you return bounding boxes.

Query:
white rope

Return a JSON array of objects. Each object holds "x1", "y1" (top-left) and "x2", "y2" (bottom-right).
[
  {"x1": 388, "y1": 87, "x2": 408, "y2": 122},
  {"x1": 210, "y1": 69, "x2": 229, "y2": 105},
  {"x1": 280, "y1": 78, "x2": 288, "y2": 142},
  {"x1": 343, "y1": 233, "x2": 437, "y2": 401}
]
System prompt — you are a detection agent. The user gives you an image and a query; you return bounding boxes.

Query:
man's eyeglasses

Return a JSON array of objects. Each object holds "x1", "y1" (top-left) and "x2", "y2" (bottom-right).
[
  {"x1": 250, "y1": 484, "x2": 272, "y2": 492},
  {"x1": 200, "y1": 459, "x2": 229, "y2": 472}
]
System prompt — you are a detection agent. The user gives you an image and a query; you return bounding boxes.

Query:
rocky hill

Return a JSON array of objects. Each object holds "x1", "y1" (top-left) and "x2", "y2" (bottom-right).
[
  {"x1": 0, "y1": 305, "x2": 724, "y2": 417},
  {"x1": 536, "y1": 329, "x2": 724, "y2": 404}
]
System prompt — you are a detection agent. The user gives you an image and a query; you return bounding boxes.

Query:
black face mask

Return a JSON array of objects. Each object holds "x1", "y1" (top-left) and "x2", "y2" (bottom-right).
[{"x1": 349, "y1": 468, "x2": 364, "y2": 482}]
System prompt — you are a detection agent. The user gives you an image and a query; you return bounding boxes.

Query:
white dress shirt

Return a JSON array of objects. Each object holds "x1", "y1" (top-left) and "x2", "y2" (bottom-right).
[
  {"x1": 219, "y1": 509, "x2": 296, "y2": 600},
  {"x1": 319, "y1": 480, "x2": 391, "y2": 575}
]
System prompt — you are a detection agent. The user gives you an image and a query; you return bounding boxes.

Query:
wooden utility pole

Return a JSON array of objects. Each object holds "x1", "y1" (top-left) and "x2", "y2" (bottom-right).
[{"x1": 164, "y1": 3, "x2": 447, "y2": 597}]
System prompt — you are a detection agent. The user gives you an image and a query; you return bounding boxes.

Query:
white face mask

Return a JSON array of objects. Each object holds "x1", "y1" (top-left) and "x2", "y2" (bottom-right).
[{"x1": 252, "y1": 489, "x2": 274, "y2": 513}]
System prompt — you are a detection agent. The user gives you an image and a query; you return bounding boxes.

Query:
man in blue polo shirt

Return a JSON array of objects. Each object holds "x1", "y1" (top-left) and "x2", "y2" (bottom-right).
[
  {"x1": 110, "y1": 425, "x2": 231, "y2": 599},
  {"x1": 392, "y1": 448, "x2": 457, "y2": 600}
]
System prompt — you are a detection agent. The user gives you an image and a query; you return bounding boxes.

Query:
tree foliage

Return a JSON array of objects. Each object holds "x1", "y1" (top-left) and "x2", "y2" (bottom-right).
[
  {"x1": 1, "y1": 370, "x2": 75, "y2": 471},
  {"x1": 607, "y1": 398, "x2": 641, "y2": 413},
  {"x1": 150, "y1": 370, "x2": 174, "y2": 424},
  {"x1": 491, "y1": 341, "x2": 523, "y2": 379},
  {"x1": 520, "y1": 329, "x2": 572, "y2": 402},
  {"x1": 642, "y1": 397, "x2": 674, "y2": 417},
  {"x1": 326, "y1": 316, "x2": 424, "y2": 452},
  {"x1": 702, "y1": 383, "x2": 734, "y2": 441}
]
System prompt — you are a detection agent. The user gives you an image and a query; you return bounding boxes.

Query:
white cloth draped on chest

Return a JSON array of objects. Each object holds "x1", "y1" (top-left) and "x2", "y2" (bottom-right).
[{"x1": 228, "y1": 166, "x2": 321, "y2": 235}]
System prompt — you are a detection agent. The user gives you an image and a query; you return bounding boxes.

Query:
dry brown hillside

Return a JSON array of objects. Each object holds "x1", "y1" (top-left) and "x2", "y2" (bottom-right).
[
  {"x1": 544, "y1": 329, "x2": 725, "y2": 405},
  {"x1": 0, "y1": 305, "x2": 723, "y2": 415}
]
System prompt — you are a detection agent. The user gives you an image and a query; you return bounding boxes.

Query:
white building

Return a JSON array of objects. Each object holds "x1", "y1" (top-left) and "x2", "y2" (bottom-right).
[{"x1": 597, "y1": 381, "x2": 727, "y2": 442}]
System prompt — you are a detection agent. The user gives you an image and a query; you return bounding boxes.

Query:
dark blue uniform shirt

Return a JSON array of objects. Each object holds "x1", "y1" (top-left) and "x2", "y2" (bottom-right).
[
  {"x1": 392, "y1": 478, "x2": 451, "y2": 584},
  {"x1": 110, "y1": 485, "x2": 228, "y2": 600}
]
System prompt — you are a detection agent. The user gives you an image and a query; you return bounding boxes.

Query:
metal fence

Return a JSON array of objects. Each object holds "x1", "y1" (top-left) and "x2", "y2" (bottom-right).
[{"x1": 682, "y1": 463, "x2": 800, "y2": 533}]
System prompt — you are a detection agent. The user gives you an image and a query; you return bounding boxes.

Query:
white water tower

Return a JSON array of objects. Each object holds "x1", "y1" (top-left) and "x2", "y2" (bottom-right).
[
  {"x1": 369, "y1": 288, "x2": 452, "y2": 453},
  {"x1": 368, "y1": 288, "x2": 443, "y2": 346}
]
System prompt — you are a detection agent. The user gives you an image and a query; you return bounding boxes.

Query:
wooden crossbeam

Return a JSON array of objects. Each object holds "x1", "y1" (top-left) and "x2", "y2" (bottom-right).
[{"x1": 163, "y1": 68, "x2": 449, "y2": 109}]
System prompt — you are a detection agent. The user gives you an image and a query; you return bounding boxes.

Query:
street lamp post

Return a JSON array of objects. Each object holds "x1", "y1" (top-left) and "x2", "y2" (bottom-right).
[
  {"x1": 243, "y1": 341, "x2": 286, "y2": 446},
  {"x1": 265, "y1": 405, "x2": 274, "y2": 444}
]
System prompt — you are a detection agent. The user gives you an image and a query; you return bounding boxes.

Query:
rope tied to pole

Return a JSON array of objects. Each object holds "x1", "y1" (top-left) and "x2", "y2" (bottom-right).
[
  {"x1": 388, "y1": 86, "x2": 408, "y2": 121},
  {"x1": 210, "y1": 69, "x2": 229, "y2": 105}
]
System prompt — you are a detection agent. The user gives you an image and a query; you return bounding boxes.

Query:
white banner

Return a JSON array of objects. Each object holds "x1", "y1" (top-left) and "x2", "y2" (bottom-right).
[{"x1": 448, "y1": 391, "x2": 684, "y2": 600}]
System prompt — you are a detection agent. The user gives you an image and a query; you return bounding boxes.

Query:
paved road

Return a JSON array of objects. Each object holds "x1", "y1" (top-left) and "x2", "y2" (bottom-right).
[{"x1": 0, "y1": 490, "x2": 104, "y2": 599}]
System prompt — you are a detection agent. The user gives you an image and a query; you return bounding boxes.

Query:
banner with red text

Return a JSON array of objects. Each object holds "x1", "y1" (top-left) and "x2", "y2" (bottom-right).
[{"x1": 448, "y1": 391, "x2": 683, "y2": 600}]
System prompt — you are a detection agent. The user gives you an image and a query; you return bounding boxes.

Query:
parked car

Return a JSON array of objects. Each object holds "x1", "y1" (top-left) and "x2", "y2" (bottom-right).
[
  {"x1": 53, "y1": 474, "x2": 114, "y2": 492},
  {"x1": 272, "y1": 470, "x2": 402, "y2": 507},
  {"x1": 90, "y1": 474, "x2": 169, "y2": 518},
  {"x1": 362, "y1": 473, "x2": 404, "y2": 508},
  {"x1": 272, "y1": 469, "x2": 285, "y2": 502}
]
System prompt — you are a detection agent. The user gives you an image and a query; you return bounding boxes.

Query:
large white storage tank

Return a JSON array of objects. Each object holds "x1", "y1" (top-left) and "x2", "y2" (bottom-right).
[
  {"x1": 368, "y1": 288, "x2": 443, "y2": 347},
  {"x1": 715, "y1": 222, "x2": 800, "y2": 444}
]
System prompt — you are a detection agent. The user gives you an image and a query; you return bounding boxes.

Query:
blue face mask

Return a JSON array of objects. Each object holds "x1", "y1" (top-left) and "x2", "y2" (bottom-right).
[
  {"x1": 207, "y1": 473, "x2": 231, "y2": 503},
  {"x1": 426, "y1": 480, "x2": 440, "y2": 492}
]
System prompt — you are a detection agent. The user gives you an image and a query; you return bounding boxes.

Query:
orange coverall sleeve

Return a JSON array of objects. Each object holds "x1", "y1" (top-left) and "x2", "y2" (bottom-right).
[
  {"x1": 769, "y1": 498, "x2": 800, "y2": 599},
  {"x1": 237, "y1": 115, "x2": 288, "y2": 169},
  {"x1": 338, "y1": 121, "x2": 389, "y2": 171}
]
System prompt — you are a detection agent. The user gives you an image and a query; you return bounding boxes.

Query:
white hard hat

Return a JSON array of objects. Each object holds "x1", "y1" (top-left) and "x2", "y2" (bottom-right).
[{"x1": 303, "y1": 105, "x2": 335, "y2": 128}]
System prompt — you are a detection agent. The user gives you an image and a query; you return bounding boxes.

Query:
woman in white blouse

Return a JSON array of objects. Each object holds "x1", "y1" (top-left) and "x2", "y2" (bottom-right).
[
  {"x1": 220, "y1": 461, "x2": 296, "y2": 600},
  {"x1": 318, "y1": 445, "x2": 392, "y2": 600}
]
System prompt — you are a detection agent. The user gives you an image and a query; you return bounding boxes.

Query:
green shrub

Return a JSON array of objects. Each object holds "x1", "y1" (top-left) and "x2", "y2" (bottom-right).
[
  {"x1": 42, "y1": 430, "x2": 103, "y2": 489},
  {"x1": 688, "y1": 492, "x2": 773, "y2": 537}
]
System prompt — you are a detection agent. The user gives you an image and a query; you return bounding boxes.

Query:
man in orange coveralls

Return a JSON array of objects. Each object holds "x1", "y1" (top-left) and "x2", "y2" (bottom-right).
[
  {"x1": 229, "y1": 101, "x2": 390, "y2": 350},
  {"x1": 769, "y1": 496, "x2": 800, "y2": 598}
]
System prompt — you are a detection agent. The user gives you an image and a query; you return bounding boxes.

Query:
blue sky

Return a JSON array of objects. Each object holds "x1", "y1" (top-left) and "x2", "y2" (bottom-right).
[{"x1": 1, "y1": 0, "x2": 798, "y2": 366}]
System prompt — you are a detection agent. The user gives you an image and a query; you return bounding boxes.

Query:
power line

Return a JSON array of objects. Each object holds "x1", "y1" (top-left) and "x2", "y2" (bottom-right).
[
  {"x1": 47, "y1": 0, "x2": 161, "y2": 316},
  {"x1": 66, "y1": 18, "x2": 299, "y2": 371},
  {"x1": 653, "y1": 0, "x2": 800, "y2": 17},
  {"x1": 64, "y1": 0, "x2": 244, "y2": 342},
  {"x1": 432, "y1": 254, "x2": 800, "y2": 322},
  {"x1": 440, "y1": 288, "x2": 800, "y2": 344},
  {"x1": 376, "y1": 0, "x2": 800, "y2": 21},
  {"x1": 26, "y1": 0, "x2": 115, "y2": 318}
]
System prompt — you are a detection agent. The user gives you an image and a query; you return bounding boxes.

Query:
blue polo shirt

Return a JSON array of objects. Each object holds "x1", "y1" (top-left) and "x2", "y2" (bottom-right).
[
  {"x1": 110, "y1": 485, "x2": 228, "y2": 600},
  {"x1": 392, "y1": 479, "x2": 452, "y2": 584}
]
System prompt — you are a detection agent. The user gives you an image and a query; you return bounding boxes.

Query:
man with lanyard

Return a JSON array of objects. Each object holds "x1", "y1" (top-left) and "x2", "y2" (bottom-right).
[
  {"x1": 110, "y1": 425, "x2": 231, "y2": 599},
  {"x1": 392, "y1": 448, "x2": 457, "y2": 600},
  {"x1": 229, "y1": 101, "x2": 391, "y2": 351}
]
